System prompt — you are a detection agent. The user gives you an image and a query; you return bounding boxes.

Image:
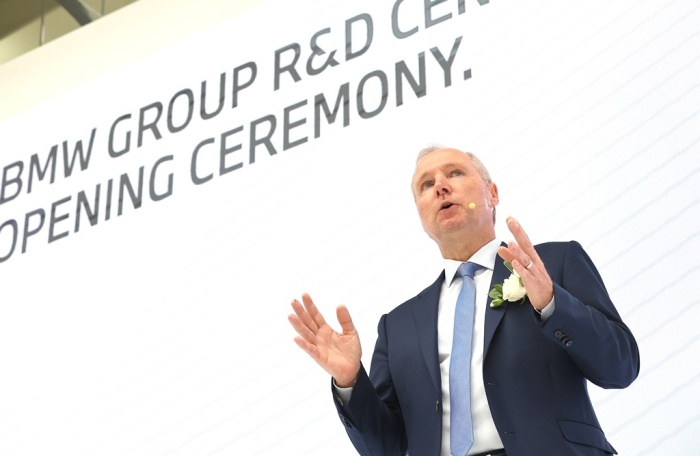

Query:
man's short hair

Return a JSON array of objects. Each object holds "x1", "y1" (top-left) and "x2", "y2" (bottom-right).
[{"x1": 416, "y1": 145, "x2": 493, "y2": 185}]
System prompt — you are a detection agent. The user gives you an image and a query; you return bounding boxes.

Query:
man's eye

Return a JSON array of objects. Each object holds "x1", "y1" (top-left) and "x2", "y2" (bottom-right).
[
  {"x1": 451, "y1": 170, "x2": 464, "y2": 177},
  {"x1": 422, "y1": 181, "x2": 434, "y2": 190}
]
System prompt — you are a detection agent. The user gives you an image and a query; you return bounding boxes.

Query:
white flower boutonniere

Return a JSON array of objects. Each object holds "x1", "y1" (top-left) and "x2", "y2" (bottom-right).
[{"x1": 489, "y1": 261, "x2": 527, "y2": 308}]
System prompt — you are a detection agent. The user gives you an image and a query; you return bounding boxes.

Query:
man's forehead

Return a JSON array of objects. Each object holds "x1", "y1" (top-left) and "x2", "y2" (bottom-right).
[{"x1": 413, "y1": 151, "x2": 472, "y2": 179}]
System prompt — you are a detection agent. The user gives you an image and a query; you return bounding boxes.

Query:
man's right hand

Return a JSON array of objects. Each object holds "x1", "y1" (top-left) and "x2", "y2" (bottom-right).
[{"x1": 288, "y1": 293, "x2": 361, "y2": 388}]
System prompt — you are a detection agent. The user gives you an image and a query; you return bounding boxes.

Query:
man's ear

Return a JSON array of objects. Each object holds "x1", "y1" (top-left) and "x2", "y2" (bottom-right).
[{"x1": 488, "y1": 182, "x2": 499, "y2": 207}]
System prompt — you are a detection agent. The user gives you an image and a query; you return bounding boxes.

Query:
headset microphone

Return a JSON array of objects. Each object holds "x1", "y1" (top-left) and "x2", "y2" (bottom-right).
[{"x1": 468, "y1": 201, "x2": 492, "y2": 210}]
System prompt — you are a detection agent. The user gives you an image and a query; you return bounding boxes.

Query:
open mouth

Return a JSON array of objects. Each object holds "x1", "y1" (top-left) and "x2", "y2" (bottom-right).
[{"x1": 441, "y1": 202, "x2": 454, "y2": 210}]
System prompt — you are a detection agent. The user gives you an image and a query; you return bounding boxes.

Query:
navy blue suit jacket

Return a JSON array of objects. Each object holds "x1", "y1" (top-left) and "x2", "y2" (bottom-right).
[{"x1": 333, "y1": 241, "x2": 639, "y2": 456}]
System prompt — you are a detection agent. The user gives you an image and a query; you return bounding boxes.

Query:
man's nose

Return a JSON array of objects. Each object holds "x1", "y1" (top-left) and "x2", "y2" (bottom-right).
[{"x1": 434, "y1": 176, "x2": 450, "y2": 196}]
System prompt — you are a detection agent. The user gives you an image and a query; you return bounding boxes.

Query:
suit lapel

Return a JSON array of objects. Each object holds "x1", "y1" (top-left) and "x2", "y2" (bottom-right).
[
  {"x1": 484, "y1": 245, "x2": 511, "y2": 359},
  {"x1": 411, "y1": 272, "x2": 444, "y2": 393}
]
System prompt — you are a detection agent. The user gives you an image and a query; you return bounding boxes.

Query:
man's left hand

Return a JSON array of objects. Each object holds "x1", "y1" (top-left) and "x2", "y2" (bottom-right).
[{"x1": 497, "y1": 216, "x2": 554, "y2": 311}]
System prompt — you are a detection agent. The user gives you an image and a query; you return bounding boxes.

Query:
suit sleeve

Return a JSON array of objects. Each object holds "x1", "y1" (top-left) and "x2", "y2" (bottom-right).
[
  {"x1": 540, "y1": 241, "x2": 640, "y2": 389},
  {"x1": 331, "y1": 314, "x2": 408, "y2": 456}
]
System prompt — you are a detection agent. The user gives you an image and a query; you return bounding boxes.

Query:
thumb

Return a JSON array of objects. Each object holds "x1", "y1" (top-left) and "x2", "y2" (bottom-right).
[{"x1": 336, "y1": 305, "x2": 356, "y2": 334}]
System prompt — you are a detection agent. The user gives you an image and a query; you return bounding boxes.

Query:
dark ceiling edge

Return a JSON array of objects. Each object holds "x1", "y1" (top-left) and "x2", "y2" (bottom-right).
[{"x1": 55, "y1": 0, "x2": 100, "y2": 26}]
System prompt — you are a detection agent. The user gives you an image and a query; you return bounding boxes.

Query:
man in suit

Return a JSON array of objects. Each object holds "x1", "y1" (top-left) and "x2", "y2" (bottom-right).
[{"x1": 288, "y1": 147, "x2": 639, "y2": 455}]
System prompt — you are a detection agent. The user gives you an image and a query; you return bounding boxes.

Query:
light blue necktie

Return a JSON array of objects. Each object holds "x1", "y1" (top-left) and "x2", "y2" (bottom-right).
[{"x1": 450, "y1": 261, "x2": 482, "y2": 456}]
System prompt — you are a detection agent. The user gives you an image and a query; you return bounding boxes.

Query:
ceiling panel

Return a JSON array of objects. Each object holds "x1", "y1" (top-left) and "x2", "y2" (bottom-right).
[{"x1": 0, "y1": 0, "x2": 60, "y2": 39}]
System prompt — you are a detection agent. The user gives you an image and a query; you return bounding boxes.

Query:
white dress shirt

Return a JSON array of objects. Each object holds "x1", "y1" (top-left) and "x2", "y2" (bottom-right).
[{"x1": 439, "y1": 238, "x2": 503, "y2": 455}]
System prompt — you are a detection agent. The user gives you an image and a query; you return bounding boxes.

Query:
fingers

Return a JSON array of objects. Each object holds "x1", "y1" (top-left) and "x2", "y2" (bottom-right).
[
  {"x1": 510, "y1": 254, "x2": 534, "y2": 280},
  {"x1": 293, "y1": 335, "x2": 319, "y2": 360},
  {"x1": 301, "y1": 293, "x2": 328, "y2": 328},
  {"x1": 289, "y1": 295, "x2": 328, "y2": 363},
  {"x1": 291, "y1": 298, "x2": 319, "y2": 334},
  {"x1": 497, "y1": 245, "x2": 515, "y2": 264},
  {"x1": 505, "y1": 216, "x2": 540, "y2": 264},
  {"x1": 290, "y1": 296, "x2": 355, "y2": 335},
  {"x1": 497, "y1": 242, "x2": 532, "y2": 274},
  {"x1": 336, "y1": 305, "x2": 356, "y2": 335},
  {"x1": 507, "y1": 241, "x2": 534, "y2": 274},
  {"x1": 500, "y1": 216, "x2": 542, "y2": 276},
  {"x1": 511, "y1": 257, "x2": 553, "y2": 310},
  {"x1": 499, "y1": 216, "x2": 553, "y2": 310},
  {"x1": 288, "y1": 312, "x2": 318, "y2": 344}
]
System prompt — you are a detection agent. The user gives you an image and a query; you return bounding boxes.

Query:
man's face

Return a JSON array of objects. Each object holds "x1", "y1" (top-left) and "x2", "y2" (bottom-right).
[{"x1": 412, "y1": 148, "x2": 499, "y2": 243}]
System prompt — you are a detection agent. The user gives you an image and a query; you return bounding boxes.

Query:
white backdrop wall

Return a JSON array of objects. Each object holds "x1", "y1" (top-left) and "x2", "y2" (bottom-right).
[{"x1": 1, "y1": 0, "x2": 699, "y2": 454}]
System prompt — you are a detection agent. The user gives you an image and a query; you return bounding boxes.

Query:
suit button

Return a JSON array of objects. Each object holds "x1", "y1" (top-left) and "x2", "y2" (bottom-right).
[
  {"x1": 435, "y1": 401, "x2": 440, "y2": 411},
  {"x1": 565, "y1": 339, "x2": 573, "y2": 347},
  {"x1": 554, "y1": 330, "x2": 563, "y2": 338}
]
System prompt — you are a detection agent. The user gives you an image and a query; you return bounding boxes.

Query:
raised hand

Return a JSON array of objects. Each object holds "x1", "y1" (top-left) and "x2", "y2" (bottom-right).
[
  {"x1": 497, "y1": 216, "x2": 554, "y2": 311},
  {"x1": 288, "y1": 293, "x2": 362, "y2": 387}
]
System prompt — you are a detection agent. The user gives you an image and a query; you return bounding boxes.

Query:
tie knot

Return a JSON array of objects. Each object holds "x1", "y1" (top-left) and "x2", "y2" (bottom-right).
[{"x1": 458, "y1": 261, "x2": 482, "y2": 279}]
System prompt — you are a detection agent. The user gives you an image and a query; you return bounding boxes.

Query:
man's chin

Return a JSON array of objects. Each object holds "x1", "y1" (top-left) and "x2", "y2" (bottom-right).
[{"x1": 432, "y1": 221, "x2": 473, "y2": 239}]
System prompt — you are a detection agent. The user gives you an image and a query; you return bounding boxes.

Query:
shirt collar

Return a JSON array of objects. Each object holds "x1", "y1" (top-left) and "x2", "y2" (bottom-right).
[{"x1": 444, "y1": 238, "x2": 501, "y2": 287}]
